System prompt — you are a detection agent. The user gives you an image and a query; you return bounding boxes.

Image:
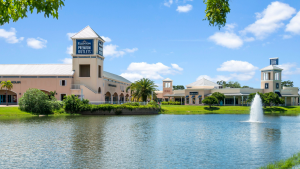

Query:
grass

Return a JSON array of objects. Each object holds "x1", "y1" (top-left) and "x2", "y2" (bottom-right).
[
  {"x1": 160, "y1": 105, "x2": 300, "y2": 115},
  {"x1": 259, "y1": 152, "x2": 300, "y2": 169}
]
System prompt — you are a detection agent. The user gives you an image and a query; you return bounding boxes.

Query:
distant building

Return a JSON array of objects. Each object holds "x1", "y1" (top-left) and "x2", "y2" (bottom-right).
[
  {"x1": 0, "y1": 26, "x2": 132, "y2": 105},
  {"x1": 155, "y1": 58, "x2": 299, "y2": 106}
]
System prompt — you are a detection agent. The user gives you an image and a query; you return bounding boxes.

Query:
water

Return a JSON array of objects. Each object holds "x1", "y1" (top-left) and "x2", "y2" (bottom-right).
[
  {"x1": 0, "y1": 114, "x2": 300, "y2": 168},
  {"x1": 249, "y1": 93, "x2": 264, "y2": 122}
]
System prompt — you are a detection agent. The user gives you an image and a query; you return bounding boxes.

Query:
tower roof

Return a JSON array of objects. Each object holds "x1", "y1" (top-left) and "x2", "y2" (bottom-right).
[
  {"x1": 186, "y1": 78, "x2": 219, "y2": 87},
  {"x1": 163, "y1": 78, "x2": 172, "y2": 81},
  {"x1": 260, "y1": 65, "x2": 283, "y2": 71},
  {"x1": 71, "y1": 26, "x2": 105, "y2": 41}
]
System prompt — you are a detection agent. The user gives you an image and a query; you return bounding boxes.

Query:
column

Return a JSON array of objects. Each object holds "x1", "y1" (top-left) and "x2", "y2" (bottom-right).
[
  {"x1": 181, "y1": 97, "x2": 182, "y2": 105},
  {"x1": 185, "y1": 97, "x2": 187, "y2": 105},
  {"x1": 285, "y1": 97, "x2": 287, "y2": 106},
  {"x1": 242, "y1": 96, "x2": 244, "y2": 106},
  {"x1": 111, "y1": 95, "x2": 113, "y2": 104},
  {"x1": 124, "y1": 95, "x2": 125, "y2": 103},
  {"x1": 234, "y1": 96, "x2": 236, "y2": 106}
]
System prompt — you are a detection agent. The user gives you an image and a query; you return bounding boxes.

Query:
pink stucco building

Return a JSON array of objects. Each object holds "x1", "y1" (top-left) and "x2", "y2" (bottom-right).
[{"x1": 0, "y1": 26, "x2": 132, "y2": 105}]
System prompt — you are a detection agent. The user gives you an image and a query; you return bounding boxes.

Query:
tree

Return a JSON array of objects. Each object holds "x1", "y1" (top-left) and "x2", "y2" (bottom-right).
[
  {"x1": 173, "y1": 85, "x2": 185, "y2": 90},
  {"x1": 0, "y1": 0, "x2": 65, "y2": 25},
  {"x1": 0, "y1": 80, "x2": 13, "y2": 106},
  {"x1": 211, "y1": 92, "x2": 225, "y2": 105},
  {"x1": 247, "y1": 92, "x2": 268, "y2": 108},
  {"x1": 19, "y1": 88, "x2": 61, "y2": 114},
  {"x1": 217, "y1": 80, "x2": 227, "y2": 88},
  {"x1": 217, "y1": 80, "x2": 241, "y2": 88},
  {"x1": 242, "y1": 86, "x2": 250, "y2": 88},
  {"x1": 202, "y1": 96, "x2": 218, "y2": 108},
  {"x1": 49, "y1": 90, "x2": 56, "y2": 100},
  {"x1": 203, "y1": 0, "x2": 231, "y2": 29},
  {"x1": 281, "y1": 80, "x2": 294, "y2": 88},
  {"x1": 263, "y1": 92, "x2": 280, "y2": 107},
  {"x1": 126, "y1": 78, "x2": 158, "y2": 102}
]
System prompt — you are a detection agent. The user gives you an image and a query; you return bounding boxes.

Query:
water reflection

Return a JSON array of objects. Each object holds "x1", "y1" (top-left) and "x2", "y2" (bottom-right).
[{"x1": 0, "y1": 115, "x2": 299, "y2": 168}]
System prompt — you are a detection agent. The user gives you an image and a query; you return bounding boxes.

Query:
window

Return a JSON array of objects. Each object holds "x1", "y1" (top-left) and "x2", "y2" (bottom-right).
[
  {"x1": 79, "y1": 65, "x2": 90, "y2": 77},
  {"x1": 265, "y1": 83, "x2": 269, "y2": 89},
  {"x1": 60, "y1": 80, "x2": 66, "y2": 86},
  {"x1": 165, "y1": 82, "x2": 171, "y2": 88},
  {"x1": 275, "y1": 72, "x2": 280, "y2": 80},
  {"x1": 98, "y1": 66, "x2": 101, "y2": 78},
  {"x1": 98, "y1": 87, "x2": 101, "y2": 94},
  {"x1": 61, "y1": 94, "x2": 66, "y2": 101},
  {"x1": 276, "y1": 83, "x2": 279, "y2": 89}
]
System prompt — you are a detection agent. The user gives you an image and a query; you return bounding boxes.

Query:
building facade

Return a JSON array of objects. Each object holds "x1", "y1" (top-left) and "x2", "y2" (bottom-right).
[
  {"x1": 0, "y1": 26, "x2": 132, "y2": 105},
  {"x1": 156, "y1": 58, "x2": 299, "y2": 106}
]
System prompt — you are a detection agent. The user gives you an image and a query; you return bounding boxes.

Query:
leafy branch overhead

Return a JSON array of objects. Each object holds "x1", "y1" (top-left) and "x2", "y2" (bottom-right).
[
  {"x1": 203, "y1": 0, "x2": 231, "y2": 29},
  {"x1": 0, "y1": 0, "x2": 65, "y2": 25}
]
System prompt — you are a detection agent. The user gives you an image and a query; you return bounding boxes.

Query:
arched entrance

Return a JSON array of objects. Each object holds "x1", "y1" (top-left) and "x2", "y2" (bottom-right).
[
  {"x1": 105, "y1": 92, "x2": 111, "y2": 103},
  {"x1": 113, "y1": 92, "x2": 118, "y2": 104},
  {"x1": 125, "y1": 94, "x2": 130, "y2": 102},
  {"x1": 0, "y1": 90, "x2": 18, "y2": 105},
  {"x1": 120, "y1": 93, "x2": 124, "y2": 103}
]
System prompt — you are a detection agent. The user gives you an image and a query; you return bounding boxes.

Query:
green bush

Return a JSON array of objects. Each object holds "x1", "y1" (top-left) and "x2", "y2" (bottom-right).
[
  {"x1": 161, "y1": 101, "x2": 181, "y2": 105},
  {"x1": 63, "y1": 95, "x2": 89, "y2": 114},
  {"x1": 19, "y1": 88, "x2": 61, "y2": 115}
]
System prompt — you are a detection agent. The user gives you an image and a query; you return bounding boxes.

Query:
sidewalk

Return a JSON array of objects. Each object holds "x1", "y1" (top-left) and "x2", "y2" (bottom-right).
[{"x1": 0, "y1": 105, "x2": 19, "y2": 107}]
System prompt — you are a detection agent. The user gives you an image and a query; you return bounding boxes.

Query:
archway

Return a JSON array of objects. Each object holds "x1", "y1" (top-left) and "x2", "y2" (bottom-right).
[
  {"x1": 0, "y1": 90, "x2": 18, "y2": 105},
  {"x1": 125, "y1": 94, "x2": 130, "y2": 101},
  {"x1": 105, "y1": 92, "x2": 111, "y2": 103},
  {"x1": 98, "y1": 87, "x2": 101, "y2": 94},
  {"x1": 113, "y1": 92, "x2": 118, "y2": 103},
  {"x1": 120, "y1": 93, "x2": 124, "y2": 103}
]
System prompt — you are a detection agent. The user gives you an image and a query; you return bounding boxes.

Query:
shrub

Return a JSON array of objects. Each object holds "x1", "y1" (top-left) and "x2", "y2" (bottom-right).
[
  {"x1": 19, "y1": 88, "x2": 59, "y2": 115},
  {"x1": 161, "y1": 101, "x2": 181, "y2": 105},
  {"x1": 63, "y1": 95, "x2": 89, "y2": 114}
]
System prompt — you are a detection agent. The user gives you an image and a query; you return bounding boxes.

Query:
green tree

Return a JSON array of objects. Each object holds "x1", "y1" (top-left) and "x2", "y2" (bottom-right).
[
  {"x1": 281, "y1": 80, "x2": 294, "y2": 88},
  {"x1": 48, "y1": 90, "x2": 56, "y2": 100},
  {"x1": 217, "y1": 80, "x2": 227, "y2": 88},
  {"x1": 242, "y1": 86, "x2": 250, "y2": 88},
  {"x1": 0, "y1": 80, "x2": 13, "y2": 106},
  {"x1": 18, "y1": 88, "x2": 59, "y2": 114},
  {"x1": 203, "y1": 0, "x2": 231, "y2": 29},
  {"x1": 63, "y1": 95, "x2": 83, "y2": 114},
  {"x1": 0, "y1": 0, "x2": 65, "y2": 25},
  {"x1": 173, "y1": 85, "x2": 185, "y2": 90},
  {"x1": 217, "y1": 80, "x2": 241, "y2": 88},
  {"x1": 247, "y1": 92, "x2": 268, "y2": 108},
  {"x1": 126, "y1": 78, "x2": 158, "y2": 102},
  {"x1": 263, "y1": 92, "x2": 280, "y2": 107},
  {"x1": 202, "y1": 96, "x2": 218, "y2": 108},
  {"x1": 211, "y1": 92, "x2": 225, "y2": 105}
]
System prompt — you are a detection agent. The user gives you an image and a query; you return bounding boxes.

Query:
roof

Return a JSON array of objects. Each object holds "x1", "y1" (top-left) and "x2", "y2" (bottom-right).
[
  {"x1": 163, "y1": 78, "x2": 172, "y2": 81},
  {"x1": 186, "y1": 78, "x2": 220, "y2": 87},
  {"x1": 71, "y1": 26, "x2": 105, "y2": 41},
  {"x1": 0, "y1": 64, "x2": 74, "y2": 76},
  {"x1": 104, "y1": 71, "x2": 132, "y2": 84},
  {"x1": 163, "y1": 93, "x2": 185, "y2": 97},
  {"x1": 260, "y1": 65, "x2": 283, "y2": 71}
]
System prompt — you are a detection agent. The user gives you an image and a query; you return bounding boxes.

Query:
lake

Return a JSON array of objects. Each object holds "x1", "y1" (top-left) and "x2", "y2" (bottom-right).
[{"x1": 0, "y1": 114, "x2": 300, "y2": 168}]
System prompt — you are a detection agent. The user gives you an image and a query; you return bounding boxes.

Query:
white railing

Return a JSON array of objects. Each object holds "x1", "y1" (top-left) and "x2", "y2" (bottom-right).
[{"x1": 71, "y1": 84, "x2": 81, "y2": 89}]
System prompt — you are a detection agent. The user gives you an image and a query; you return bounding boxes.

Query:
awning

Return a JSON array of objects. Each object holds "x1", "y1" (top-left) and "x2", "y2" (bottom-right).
[
  {"x1": 198, "y1": 95, "x2": 202, "y2": 98},
  {"x1": 275, "y1": 92, "x2": 282, "y2": 97},
  {"x1": 191, "y1": 95, "x2": 195, "y2": 98},
  {"x1": 186, "y1": 95, "x2": 189, "y2": 98}
]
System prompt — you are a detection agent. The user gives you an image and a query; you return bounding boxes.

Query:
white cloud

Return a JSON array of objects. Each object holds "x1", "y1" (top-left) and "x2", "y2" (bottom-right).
[
  {"x1": 285, "y1": 11, "x2": 300, "y2": 34},
  {"x1": 120, "y1": 62, "x2": 183, "y2": 82},
  {"x1": 176, "y1": 4, "x2": 192, "y2": 13},
  {"x1": 217, "y1": 60, "x2": 258, "y2": 73},
  {"x1": 278, "y1": 63, "x2": 300, "y2": 79},
  {"x1": 282, "y1": 34, "x2": 292, "y2": 39},
  {"x1": 171, "y1": 63, "x2": 183, "y2": 71},
  {"x1": 242, "y1": 1, "x2": 296, "y2": 39},
  {"x1": 104, "y1": 44, "x2": 138, "y2": 57},
  {"x1": 244, "y1": 37, "x2": 255, "y2": 42},
  {"x1": 197, "y1": 60, "x2": 258, "y2": 82},
  {"x1": 66, "y1": 45, "x2": 73, "y2": 54},
  {"x1": 225, "y1": 23, "x2": 237, "y2": 31},
  {"x1": 209, "y1": 32, "x2": 243, "y2": 49},
  {"x1": 100, "y1": 36, "x2": 112, "y2": 42},
  {"x1": 124, "y1": 48, "x2": 138, "y2": 53},
  {"x1": 66, "y1": 33, "x2": 76, "y2": 40},
  {"x1": 0, "y1": 28, "x2": 24, "y2": 43},
  {"x1": 27, "y1": 37, "x2": 47, "y2": 49},
  {"x1": 61, "y1": 58, "x2": 72, "y2": 64},
  {"x1": 164, "y1": 0, "x2": 173, "y2": 7}
]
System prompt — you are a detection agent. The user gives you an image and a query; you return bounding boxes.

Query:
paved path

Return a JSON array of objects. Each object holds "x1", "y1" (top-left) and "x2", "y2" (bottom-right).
[{"x1": 0, "y1": 105, "x2": 19, "y2": 107}]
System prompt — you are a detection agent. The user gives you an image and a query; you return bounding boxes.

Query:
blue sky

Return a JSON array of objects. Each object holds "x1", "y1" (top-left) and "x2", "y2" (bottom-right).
[{"x1": 1, "y1": 0, "x2": 300, "y2": 90}]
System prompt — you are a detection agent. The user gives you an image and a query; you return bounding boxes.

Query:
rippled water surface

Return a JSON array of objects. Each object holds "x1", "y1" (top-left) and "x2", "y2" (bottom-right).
[{"x1": 1, "y1": 114, "x2": 300, "y2": 168}]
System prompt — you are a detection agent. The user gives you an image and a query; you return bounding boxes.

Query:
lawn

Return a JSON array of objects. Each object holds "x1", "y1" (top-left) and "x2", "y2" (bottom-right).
[
  {"x1": 160, "y1": 105, "x2": 300, "y2": 115},
  {"x1": 0, "y1": 107, "x2": 34, "y2": 117}
]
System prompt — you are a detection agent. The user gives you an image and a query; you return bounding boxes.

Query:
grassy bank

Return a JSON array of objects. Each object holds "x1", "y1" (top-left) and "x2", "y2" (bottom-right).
[
  {"x1": 0, "y1": 107, "x2": 73, "y2": 117},
  {"x1": 160, "y1": 105, "x2": 300, "y2": 115},
  {"x1": 260, "y1": 152, "x2": 300, "y2": 169}
]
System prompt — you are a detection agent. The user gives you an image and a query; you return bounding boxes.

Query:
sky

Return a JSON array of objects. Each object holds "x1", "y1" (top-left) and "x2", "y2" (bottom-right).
[{"x1": 1, "y1": 0, "x2": 300, "y2": 90}]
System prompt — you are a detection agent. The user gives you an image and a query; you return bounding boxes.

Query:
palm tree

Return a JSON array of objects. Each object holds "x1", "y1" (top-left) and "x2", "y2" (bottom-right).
[
  {"x1": 126, "y1": 78, "x2": 158, "y2": 102},
  {"x1": 0, "y1": 80, "x2": 13, "y2": 106}
]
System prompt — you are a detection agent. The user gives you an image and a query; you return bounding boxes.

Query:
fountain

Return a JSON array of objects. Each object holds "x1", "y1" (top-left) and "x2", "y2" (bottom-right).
[{"x1": 249, "y1": 93, "x2": 264, "y2": 122}]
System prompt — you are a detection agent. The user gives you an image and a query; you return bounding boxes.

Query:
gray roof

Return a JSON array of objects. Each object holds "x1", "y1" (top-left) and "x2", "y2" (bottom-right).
[
  {"x1": 0, "y1": 64, "x2": 74, "y2": 76},
  {"x1": 104, "y1": 71, "x2": 132, "y2": 84},
  {"x1": 186, "y1": 78, "x2": 220, "y2": 87},
  {"x1": 260, "y1": 65, "x2": 283, "y2": 71},
  {"x1": 71, "y1": 26, "x2": 105, "y2": 41},
  {"x1": 164, "y1": 93, "x2": 185, "y2": 97}
]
